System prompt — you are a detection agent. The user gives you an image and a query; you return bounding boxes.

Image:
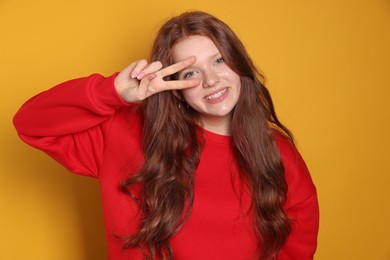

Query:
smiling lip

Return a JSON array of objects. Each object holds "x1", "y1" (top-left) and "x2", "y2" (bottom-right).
[{"x1": 204, "y1": 88, "x2": 228, "y2": 102}]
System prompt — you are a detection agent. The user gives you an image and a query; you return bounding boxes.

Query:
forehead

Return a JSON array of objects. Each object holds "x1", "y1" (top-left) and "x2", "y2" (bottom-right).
[{"x1": 172, "y1": 35, "x2": 219, "y2": 62}]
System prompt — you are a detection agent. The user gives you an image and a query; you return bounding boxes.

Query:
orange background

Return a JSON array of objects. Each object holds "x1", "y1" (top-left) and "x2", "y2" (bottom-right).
[{"x1": 1, "y1": 0, "x2": 389, "y2": 259}]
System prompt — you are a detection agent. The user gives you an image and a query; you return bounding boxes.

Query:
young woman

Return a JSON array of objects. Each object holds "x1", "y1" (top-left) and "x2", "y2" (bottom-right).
[{"x1": 14, "y1": 11, "x2": 319, "y2": 260}]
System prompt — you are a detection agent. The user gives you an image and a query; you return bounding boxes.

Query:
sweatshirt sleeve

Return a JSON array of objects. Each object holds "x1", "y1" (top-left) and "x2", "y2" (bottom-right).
[
  {"x1": 275, "y1": 135, "x2": 320, "y2": 260},
  {"x1": 13, "y1": 73, "x2": 130, "y2": 178}
]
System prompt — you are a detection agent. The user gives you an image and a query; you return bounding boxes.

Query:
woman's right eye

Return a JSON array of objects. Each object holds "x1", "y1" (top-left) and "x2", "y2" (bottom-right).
[{"x1": 183, "y1": 71, "x2": 197, "y2": 79}]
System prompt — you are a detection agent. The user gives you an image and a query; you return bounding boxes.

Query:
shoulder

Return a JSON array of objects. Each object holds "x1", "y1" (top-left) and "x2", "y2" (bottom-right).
[
  {"x1": 273, "y1": 132, "x2": 302, "y2": 172},
  {"x1": 273, "y1": 131, "x2": 317, "y2": 208}
]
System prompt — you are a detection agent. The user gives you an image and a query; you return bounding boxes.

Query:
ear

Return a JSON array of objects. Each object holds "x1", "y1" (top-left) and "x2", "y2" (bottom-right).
[{"x1": 173, "y1": 90, "x2": 185, "y2": 101}]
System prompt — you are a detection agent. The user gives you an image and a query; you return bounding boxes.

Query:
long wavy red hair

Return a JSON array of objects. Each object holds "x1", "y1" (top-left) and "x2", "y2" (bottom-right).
[{"x1": 121, "y1": 11, "x2": 293, "y2": 259}]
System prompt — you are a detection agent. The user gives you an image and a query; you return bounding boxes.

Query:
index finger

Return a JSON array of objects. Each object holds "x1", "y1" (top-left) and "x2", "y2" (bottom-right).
[{"x1": 158, "y1": 56, "x2": 196, "y2": 78}]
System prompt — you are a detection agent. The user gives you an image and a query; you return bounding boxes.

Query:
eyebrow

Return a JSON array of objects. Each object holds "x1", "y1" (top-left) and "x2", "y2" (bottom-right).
[
  {"x1": 180, "y1": 51, "x2": 222, "y2": 69},
  {"x1": 210, "y1": 52, "x2": 221, "y2": 60},
  {"x1": 177, "y1": 51, "x2": 222, "y2": 76}
]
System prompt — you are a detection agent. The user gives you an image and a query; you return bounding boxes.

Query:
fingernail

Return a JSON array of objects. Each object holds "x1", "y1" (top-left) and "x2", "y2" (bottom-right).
[
  {"x1": 136, "y1": 73, "x2": 145, "y2": 80},
  {"x1": 190, "y1": 79, "x2": 200, "y2": 86},
  {"x1": 131, "y1": 72, "x2": 138, "y2": 78}
]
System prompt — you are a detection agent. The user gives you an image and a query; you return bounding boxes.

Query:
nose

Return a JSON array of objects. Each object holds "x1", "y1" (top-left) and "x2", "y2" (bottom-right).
[{"x1": 202, "y1": 70, "x2": 220, "y2": 88}]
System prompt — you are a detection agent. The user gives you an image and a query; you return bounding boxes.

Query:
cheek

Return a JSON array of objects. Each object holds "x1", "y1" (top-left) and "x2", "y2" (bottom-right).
[
  {"x1": 232, "y1": 75, "x2": 242, "y2": 93},
  {"x1": 228, "y1": 71, "x2": 241, "y2": 84},
  {"x1": 221, "y1": 69, "x2": 241, "y2": 85},
  {"x1": 182, "y1": 87, "x2": 201, "y2": 102}
]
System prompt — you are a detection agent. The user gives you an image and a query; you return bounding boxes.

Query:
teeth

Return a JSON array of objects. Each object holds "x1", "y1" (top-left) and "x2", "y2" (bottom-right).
[{"x1": 205, "y1": 88, "x2": 227, "y2": 100}]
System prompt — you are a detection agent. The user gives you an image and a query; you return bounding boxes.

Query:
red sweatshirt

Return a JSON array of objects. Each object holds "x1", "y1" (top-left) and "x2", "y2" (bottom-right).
[{"x1": 13, "y1": 74, "x2": 319, "y2": 259}]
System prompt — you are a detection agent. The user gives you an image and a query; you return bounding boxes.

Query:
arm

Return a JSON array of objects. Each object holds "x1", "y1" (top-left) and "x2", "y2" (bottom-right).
[
  {"x1": 280, "y1": 193, "x2": 319, "y2": 260},
  {"x1": 275, "y1": 135, "x2": 320, "y2": 260},
  {"x1": 13, "y1": 73, "x2": 128, "y2": 177},
  {"x1": 13, "y1": 57, "x2": 200, "y2": 178}
]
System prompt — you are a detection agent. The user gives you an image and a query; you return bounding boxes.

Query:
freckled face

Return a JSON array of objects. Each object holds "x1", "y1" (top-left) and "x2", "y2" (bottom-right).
[{"x1": 173, "y1": 35, "x2": 241, "y2": 133}]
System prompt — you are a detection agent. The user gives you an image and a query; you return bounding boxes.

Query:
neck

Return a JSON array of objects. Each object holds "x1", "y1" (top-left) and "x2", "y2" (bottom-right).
[{"x1": 200, "y1": 115, "x2": 231, "y2": 136}]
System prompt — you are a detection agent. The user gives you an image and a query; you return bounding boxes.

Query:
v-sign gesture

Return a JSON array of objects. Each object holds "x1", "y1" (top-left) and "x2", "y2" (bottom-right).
[{"x1": 114, "y1": 56, "x2": 199, "y2": 103}]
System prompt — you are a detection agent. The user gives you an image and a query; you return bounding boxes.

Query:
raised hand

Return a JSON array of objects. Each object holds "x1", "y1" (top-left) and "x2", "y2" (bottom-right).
[{"x1": 114, "y1": 56, "x2": 199, "y2": 103}]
